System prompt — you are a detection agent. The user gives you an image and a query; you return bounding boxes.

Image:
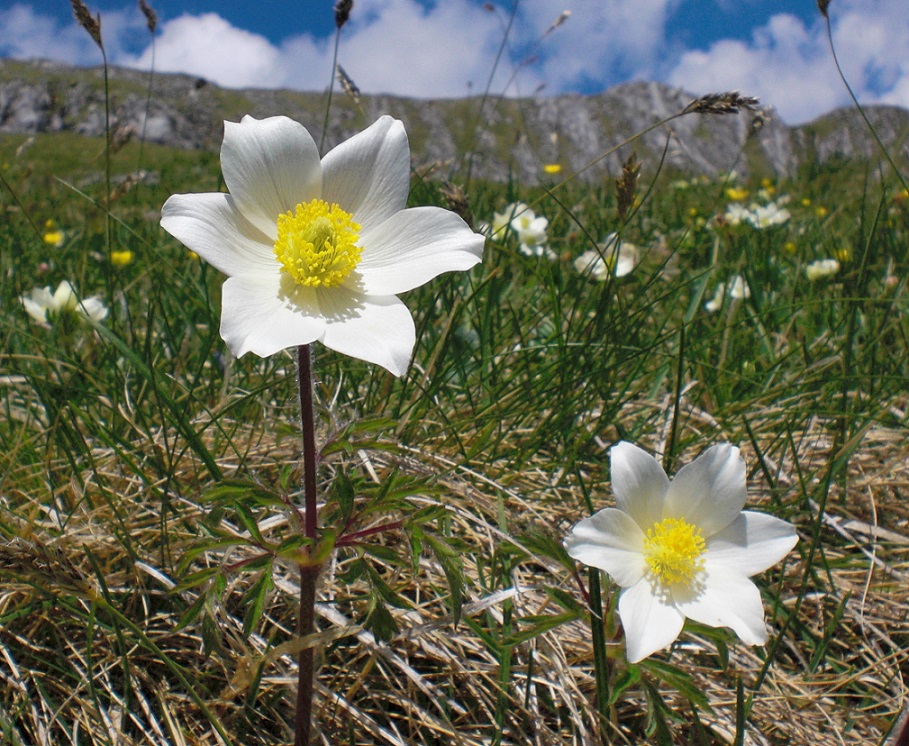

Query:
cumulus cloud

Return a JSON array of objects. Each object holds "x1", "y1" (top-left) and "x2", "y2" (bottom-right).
[
  {"x1": 125, "y1": 13, "x2": 285, "y2": 88},
  {"x1": 0, "y1": 2, "x2": 146, "y2": 65},
  {"x1": 666, "y1": 0, "x2": 909, "y2": 123}
]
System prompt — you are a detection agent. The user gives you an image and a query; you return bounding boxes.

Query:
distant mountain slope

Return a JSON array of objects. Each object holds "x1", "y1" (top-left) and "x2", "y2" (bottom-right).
[{"x1": 1, "y1": 58, "x2": 907, "y2": 183}]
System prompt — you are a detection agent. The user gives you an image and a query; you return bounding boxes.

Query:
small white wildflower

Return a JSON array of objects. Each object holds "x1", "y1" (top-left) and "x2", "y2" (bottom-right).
[
  {"x1": 805, "y1": 258, "x2": 840, "y2": 281},
  {"x1": 20, "y1": 281, "x2": 109, "y2": 324}
]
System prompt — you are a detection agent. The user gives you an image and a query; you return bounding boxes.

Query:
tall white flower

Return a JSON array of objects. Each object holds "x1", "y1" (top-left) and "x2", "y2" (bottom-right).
[
  {"x1": 161, "y1": 115, "x2": 484, "y2": 376},
  {"x1": 565, "y1": 442, "x2": 797, "y2": 663},
  {"x1": 574, "y1": 233, "x2": 639, "y2": 280},
  {"x1": 20, "y1": 280, "x2": 108, "y2": 324}
]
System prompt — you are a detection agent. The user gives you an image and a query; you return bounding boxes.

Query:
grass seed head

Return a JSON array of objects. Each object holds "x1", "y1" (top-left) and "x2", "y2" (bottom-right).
[
  {"x1": 615, "y1": 151, "x2": 641, "y2": 222},
  {"x1": 334, "y1": 0, "x2": 353, "y2": 28},
  {"x1": 439, "y1": 182, "x2": 474, "y2": 229},
  {"x1": 337, "y1": 64, "x2": 361, "y2": 105},
  {"x1": 818, "y1": 0, "x2": 831, "y2": 18},
  {"x1": 138, "y1": 0, "x2": 158, "y2": 34},
  {"x1": 71, "y1": 0, "x2": 103, "y2": 50},
  {"x1": 683, "y1": 91, "x2": 760, "y2": 116}
]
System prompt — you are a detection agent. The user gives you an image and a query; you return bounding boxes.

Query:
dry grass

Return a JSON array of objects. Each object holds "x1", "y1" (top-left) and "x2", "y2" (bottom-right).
[{"x1": 1, "y1": 392, "x2": 907, "y2": 746}]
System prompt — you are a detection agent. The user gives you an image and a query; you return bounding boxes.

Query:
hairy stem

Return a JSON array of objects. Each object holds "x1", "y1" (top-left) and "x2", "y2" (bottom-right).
[{"x1": 294, "y1": 343, "x2": 320, "y2": 746}]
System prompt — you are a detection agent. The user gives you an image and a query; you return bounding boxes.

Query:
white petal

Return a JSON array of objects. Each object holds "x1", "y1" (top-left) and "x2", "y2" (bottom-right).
[
  {"x1": 321, "y1": 116, "x2": 410, "y2": 233},
  {"x1": 21, "y1": 295, "x2": 49, "y2": 323},
  {"x1": 355, "y1": 206, "x2": 484, "y2": 295},
  {"x1": 564, "y1": 508, "x2": 647, "y2": 587},
  {"x1": 53, "y1": 281, "x2": 78, "y2": 311},
  {"x1": 618, "y1": 578, "x2": 685, "y2": 663},
  {"x1": 664, "y1": 444, "x2": 746, "y2": 536},
  {"x1": 161, "y1": 193, "x2": 276, "y2": 277},
  {"x1": 78, "y1": 297, "x2": 108, "y2": 321},
  {"x1": 610, "y1": 442, "x2": 669, "y2": 531},
  {"x1": 220, "y1": 272, "x2": 325, "y2": 358},
  {"x1": 706, "y1": 511, "x2": 798, "y2": 577},
  {"x1": 318, "y1": 288, "x2": 415, "y2": 376},
  {"x1": 673, "y1": 567, "x2": 768, "y2": 646},
  {"x1": 220, "y1": 115, "x2": 322, "y2": 239}
]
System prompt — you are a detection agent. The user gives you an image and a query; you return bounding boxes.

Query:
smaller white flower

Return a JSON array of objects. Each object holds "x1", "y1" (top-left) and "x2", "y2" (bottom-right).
[
  {"x1": 723, "y1": 203, "x2": 751, "y2": 227},
  {"x1": 487, "y1": 202, "x2": 526, "y2": 240},
  {"x1": 805, "y1": 258, "x2": 840, "y2": 281},
  {"x1": 565, "y1": 442, "x2": 798, "y2": 663},
  {"x1": 574, "y1": 234, "x2": 639, "y2": 280},
  {"x1": 510, "y1": 205, "x2": 551, "y2": 258},
  {"x1": 704, "y1": 274, "x2": 750, "y2": 312},
  {"x1": 21, "y1": 281, "x2": 109, "y2": 324},
  {"x1": 746, "y1": 203, "x2": 790, "y2": 229}
]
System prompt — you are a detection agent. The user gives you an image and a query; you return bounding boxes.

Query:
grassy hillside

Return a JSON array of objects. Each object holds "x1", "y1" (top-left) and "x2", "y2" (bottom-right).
[{"x1": 1, "y1": 83, "x2": 908, "y2": 746}]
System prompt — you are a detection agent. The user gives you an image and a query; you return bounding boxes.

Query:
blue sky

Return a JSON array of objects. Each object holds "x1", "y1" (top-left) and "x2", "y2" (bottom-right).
[{"x1": 1, "y1": 0, "x2": 906, "y2": 124}]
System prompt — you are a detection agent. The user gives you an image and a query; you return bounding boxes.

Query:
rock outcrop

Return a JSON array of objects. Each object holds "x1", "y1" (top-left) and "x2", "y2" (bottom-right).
[{"x1": 1, "y1": 58, "x2": 907, "y2": 183}]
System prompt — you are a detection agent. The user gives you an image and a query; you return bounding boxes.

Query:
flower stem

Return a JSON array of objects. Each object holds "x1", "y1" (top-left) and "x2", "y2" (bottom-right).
[
  {"x1": 294, "y1": 343, "x2": 319, "y2": 746},
  {"x1": 587, "y1": 567, "x2": 611, "y2": 734}
]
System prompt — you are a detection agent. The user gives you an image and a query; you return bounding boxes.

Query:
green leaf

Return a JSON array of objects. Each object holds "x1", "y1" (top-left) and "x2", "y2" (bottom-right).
[
  {"x1": 423, "y1": 532, "x2": 464, "y2": 624},
  {"x1": 242, "y1": 568, "x2": 273, "y2": 636},
  {"x1": 364, "y1": 598, "x2": 398, "y2": 642},
  {"x1": 608, "y1": 665, "x2": 641, "y2": 707},
  {"x1": 642, "y1": 658, "x2": 712, "y2": 711},
  {"x1": 506, "y1": 611, "x2": 578, "y2": 646}
]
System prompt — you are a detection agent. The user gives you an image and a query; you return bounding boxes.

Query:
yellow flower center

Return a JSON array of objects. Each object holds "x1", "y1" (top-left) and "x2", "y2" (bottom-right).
[
  {"x1": 642, "y1": 517, "x2": 706, "y2": 585},
  {"x1": 274, "y1": 199, "x2": 362, "y2": 288}
]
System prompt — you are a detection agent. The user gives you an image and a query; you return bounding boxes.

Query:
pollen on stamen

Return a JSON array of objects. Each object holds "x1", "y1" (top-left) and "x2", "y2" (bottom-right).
[
  {"x1": 642, "y1": 517, "x2": 706, "y2": 586},
  {"x1": 274, "y1": 199, "x2": 362, "y2": 288}
]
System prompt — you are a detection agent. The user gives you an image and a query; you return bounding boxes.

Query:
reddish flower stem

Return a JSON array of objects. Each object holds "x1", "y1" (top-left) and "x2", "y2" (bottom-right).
[
  {"x1": 294, "y1": 343, "x2": 320, "y2": 746},
  {"x1": 336, "y1": 519, "x2": 406, "y2": 547}
]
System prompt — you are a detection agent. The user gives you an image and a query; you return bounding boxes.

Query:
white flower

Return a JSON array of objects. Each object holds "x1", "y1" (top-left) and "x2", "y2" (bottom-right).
[
  {"x1": 746, "y1": 202, "x2": 790, "y2": 229},
  {"x1": 486, "y1": 202, "x2": 525, "y2": 240},
  {"x1": 565, "y1": 442, "x2": 798, "y2": 663},
  {"x1": 161, "y1": 115, "x2": 484, "y2": 376},
  {"x1": 704, "y1": 274, "x2": 750, "y2": 312},
  {"x1": 509, "y1": 205, "x2": 551, "y2": 258},
  {"x1": 20, "y1": 281, "x2": 108, "y2": 324},
  {"x1": 723, "y1": 203, "x2": 751, "y2": 227},
  {"x1": 574, "y1": 233, "x2": 639, "y2": 280},
  {"x1": 805, "y1": 258, "x2": 840, "y2": 281}
]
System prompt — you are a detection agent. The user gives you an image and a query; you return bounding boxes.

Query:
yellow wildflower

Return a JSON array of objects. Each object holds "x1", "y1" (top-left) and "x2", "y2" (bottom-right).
[{"x1": 110, "y1": 250, "x2": 134, "y2": 267}]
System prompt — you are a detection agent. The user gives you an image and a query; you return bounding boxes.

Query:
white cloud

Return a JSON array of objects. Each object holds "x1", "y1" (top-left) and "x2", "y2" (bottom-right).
[
  {"x1": 0, "y1": 3, "x2": 144, "y2": 66},
  {"x1": 666, "y1": 0, "x2": 909, "y2": 124},
  {"x1": 335, "y1": 0, "x2": 510, "y2": 97},
  {"x1": 125, "y1": 13, "x2": 285, "y2": 88},
  {"x1": 0, "y1": 3, "x2": 102, "y2": 63}
]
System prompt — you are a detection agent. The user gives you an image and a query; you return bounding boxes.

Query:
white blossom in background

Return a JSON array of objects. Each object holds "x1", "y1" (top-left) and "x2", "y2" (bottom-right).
[
  {"x1": 805, "y1": 258, "x2": 840, "y2": 281},
  {"x1": 746, "y1": 202, "x2": 790, "y2": 229},
  {"x1": 565, "y1": 442, "x2": 798, "y2": 663},
  {"x1": 704, "y1": 275, "x2": 750, "y2": 312},
  {"x1": 574, "y1": 233, "x2": 639, "y2": 280},
  {"x1": 20, "y1": 281, "x2": 108, "y2": 325},
  {"x1": 161, "y1": 115, "x2": 484, "y2": 376}
]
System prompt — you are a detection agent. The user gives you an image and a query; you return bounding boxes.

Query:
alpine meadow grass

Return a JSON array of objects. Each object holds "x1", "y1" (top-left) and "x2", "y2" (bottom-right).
[{"x1": 1, "y1": 1, "x2": 909, "y2": 744}]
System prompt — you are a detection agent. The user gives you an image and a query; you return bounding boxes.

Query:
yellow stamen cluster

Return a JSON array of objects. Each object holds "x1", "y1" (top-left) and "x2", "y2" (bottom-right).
[
  {"x1": 642, "y1": 517, "x2": 706, "y2": 585},
  {"x1": 274, "y1": 199, "x2": 362, "y2": 288}
]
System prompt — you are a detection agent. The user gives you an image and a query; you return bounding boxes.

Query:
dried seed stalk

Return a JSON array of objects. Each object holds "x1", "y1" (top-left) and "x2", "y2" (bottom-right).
[
  {"x1": 615, "y1": 151, "x2": 640, "y2": 222},
  {"x1": 71, "y1": 0, "x2": 103, "y2": 49},
  {"x1": 683, "y1": 91, "x2": 760, "y2": 116}
]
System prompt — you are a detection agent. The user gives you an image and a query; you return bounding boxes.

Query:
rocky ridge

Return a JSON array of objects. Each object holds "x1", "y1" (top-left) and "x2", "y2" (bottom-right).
[{"x1": 1, "y1": 58, "x2": 907, "y2": 183}]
